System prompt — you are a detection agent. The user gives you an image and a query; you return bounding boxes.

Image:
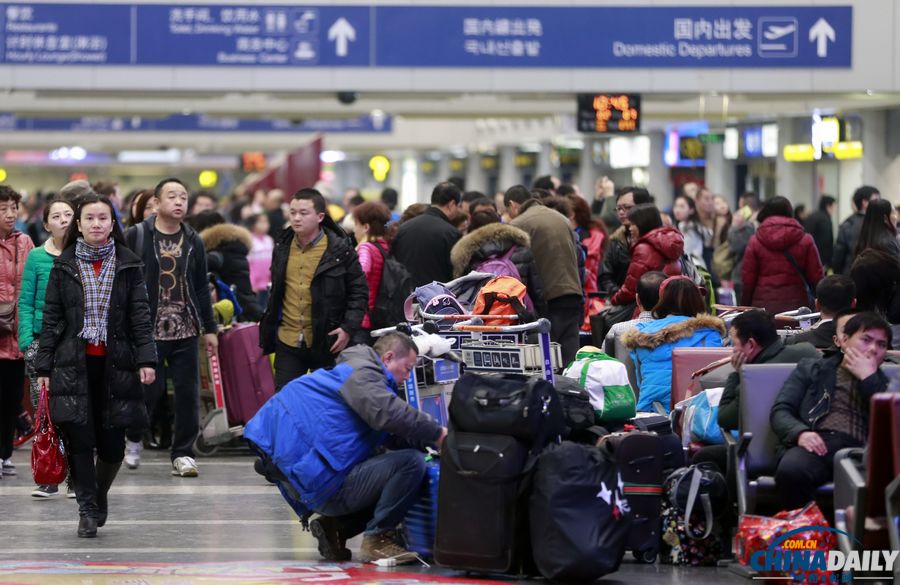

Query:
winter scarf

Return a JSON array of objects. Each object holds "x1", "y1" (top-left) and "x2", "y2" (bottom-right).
[{"x1": 75, "y1": 237, "x2": 117, "y2": 345}]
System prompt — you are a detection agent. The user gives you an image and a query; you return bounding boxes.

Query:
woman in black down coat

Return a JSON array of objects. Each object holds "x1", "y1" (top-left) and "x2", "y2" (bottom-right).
[
  {"x1": 450, "y1": 209, "x2": 548, "y2": 317},
  {"x1": 35, "y1": 193, "x2": 157, "y2": 538}
]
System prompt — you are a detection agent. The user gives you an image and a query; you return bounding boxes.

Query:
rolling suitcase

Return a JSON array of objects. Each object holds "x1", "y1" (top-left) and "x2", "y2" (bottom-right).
[
  {"x1": 403, "y1": 456, "x2": 440, "y2": 559},
  {"x1": 601, "y1": 432, "x2": 666, "y2": 564},
  {"x1": 632, "y1": 413, "x2": 685, "y2": 472},
  {"x1": 218, "y1": 323, "x2": 275, "y2": 426},
  {"x1": 435, "y1": 431, "x2": 531, "y2": 574}
]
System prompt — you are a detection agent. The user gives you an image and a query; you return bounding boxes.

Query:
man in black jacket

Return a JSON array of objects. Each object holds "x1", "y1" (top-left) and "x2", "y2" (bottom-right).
[
  {"x1": 597, "y1": 186, "x2": 652, "y2": 297},
  {"x1": 692, "y1": 310, "x2": 817, "y2": 475},
  {"x1": 804, "y1": 195, "x2": 836, "y2": 269},
  {"x1": 832, "y1": 185, "x2": 880, "y2": 275},
  {"x1": 391, "y1": 182, "x2": 462, "y2": 287},
  {"x1": 785, "y1": 275, "x2": 856, "y2": 349},
  {"x1": 771, "y1": 312, "x2": 891, "y2": 509},
  {"x1": 124, "y1": 178, "x2": 218, "y2": 477},
  {"x1": 259, "y1": 188, "x2": 368, "y2": 391}
]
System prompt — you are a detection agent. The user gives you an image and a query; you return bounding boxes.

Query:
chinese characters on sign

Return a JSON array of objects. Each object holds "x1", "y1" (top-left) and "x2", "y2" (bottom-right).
[
  {"x1": 462, "y1": 17, "x2": 542, "y2": 58},
  {"x1": 0, "y1": 4, "x2": 851, "y2": 68}
]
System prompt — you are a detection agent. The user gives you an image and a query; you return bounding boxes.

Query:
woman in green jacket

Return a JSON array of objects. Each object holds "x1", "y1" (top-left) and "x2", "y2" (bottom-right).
[{"x1": 19, "y1": 197, "x2": 74, "y2": 498}]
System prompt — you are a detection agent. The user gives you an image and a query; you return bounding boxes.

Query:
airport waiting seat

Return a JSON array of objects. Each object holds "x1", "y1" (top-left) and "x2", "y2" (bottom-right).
[
  {"x1": 833, "y1": 393, "x2": 896, "y2": 555},
  {"x1": 732, "y1": 364, "x2": 900, "y2": 518},
  {"x1": 671, "y1": 347, "x2": 732, "y2": 411},
  {"x1": 613, "y1": 334, "x2": 640, "y2": 400},
  {"x1": 730, "y1": 364, "x2": 833, "y2": 516},
  {"x1": 885, "y1": 394, "x2": 900, "y2": 584}
]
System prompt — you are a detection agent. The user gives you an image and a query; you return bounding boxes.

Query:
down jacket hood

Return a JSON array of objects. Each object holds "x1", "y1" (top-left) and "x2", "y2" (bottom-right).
[
  {"x1": 609, "y1": 225, "x2": 629, "y2": 244},
  {"x1": 200, "y1": 223, "x2": 253, "y2": 252},
  {"x1": 638, "y1": 226, "x2": 685, "y2": 261},
  {"x1": 755, "y1": 216, "x2": 806, "y2": 252},
  {"x1": 621, "y1": 314, "x2": 726, "y2": 350},
  {"x1": 450, "y1": 223, "x2": 531, "y2": 277}
]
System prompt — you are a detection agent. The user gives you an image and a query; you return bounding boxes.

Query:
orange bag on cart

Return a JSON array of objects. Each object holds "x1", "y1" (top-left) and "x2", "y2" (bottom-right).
[{"x1": 472, "y1": 276, "x2": 533, "y2": 325}]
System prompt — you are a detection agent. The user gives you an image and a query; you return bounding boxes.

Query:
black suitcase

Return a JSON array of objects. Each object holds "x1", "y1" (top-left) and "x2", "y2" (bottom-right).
[
  {"x1": 600, "y1": 432, "x2": 666, "y2": 564},
  {"x1": 449, "y1": 372, "x2": 564, "y2": 447},
  {"x1": 530, "y1": 442, "x2": 631, "y2": 582},
  {"x1": 632, "y1": 414, "x2": 685, "y2": 472},
  {"x1": 435, "y1": 431, "x2": 531, "y2": 574}
]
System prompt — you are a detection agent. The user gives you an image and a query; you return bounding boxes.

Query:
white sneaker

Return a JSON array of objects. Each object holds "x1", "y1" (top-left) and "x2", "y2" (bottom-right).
[
  {"x1": 2, "y1": 459, "x2": 16, "y2": 476},
  {"x1": 172, "y1": 456, "x2": 199, "y2": 477},
  {"x1": 124, "y1": 440, "x2": 142, "y2": 469}
]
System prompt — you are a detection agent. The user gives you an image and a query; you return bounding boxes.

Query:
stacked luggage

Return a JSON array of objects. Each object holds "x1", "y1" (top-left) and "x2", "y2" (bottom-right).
[{"x1": 435, "y1": 371, "x2": 632, "y2": 581}]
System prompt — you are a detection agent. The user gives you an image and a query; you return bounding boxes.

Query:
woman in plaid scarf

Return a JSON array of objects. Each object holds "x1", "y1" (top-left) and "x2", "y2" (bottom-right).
[{"x1": 35, "y1": 192, "x2": 158, "y2": 538}]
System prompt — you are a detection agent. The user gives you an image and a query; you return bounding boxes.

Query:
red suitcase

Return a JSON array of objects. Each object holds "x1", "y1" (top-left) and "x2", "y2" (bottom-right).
[{"x1": 217, "y1": 323, "x2": 275, "y2": 426}]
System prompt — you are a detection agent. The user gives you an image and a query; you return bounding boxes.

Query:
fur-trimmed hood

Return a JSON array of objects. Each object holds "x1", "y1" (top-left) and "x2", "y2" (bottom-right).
[
  {"x1": 200, "y1": 223, "x2": 253, "y2": 252},
  {"x1": 621, "y1": 314, "x2": 726, "y2": 350},
  {"x1": 450, "y1": 223, "x2": 531, "y2": 278},
  {"x1": 609, "y1": 225, "x2": 629, "y2": 244}
]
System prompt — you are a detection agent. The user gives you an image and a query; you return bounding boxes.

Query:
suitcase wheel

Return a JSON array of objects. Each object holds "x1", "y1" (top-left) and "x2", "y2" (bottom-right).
[
  {"x1": 633, "y1": 549, "x2": 658, "y2": 564},
  {"x1": 193, "y1": 434, "x2": 219, "y2": 457}
]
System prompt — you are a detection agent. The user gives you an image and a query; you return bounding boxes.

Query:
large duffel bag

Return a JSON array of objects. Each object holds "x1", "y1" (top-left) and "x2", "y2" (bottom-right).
[
  {"x1": 530, "y1": 441, "x2": 631, "y2": 581},
  {"x1": 449, "y1": 372, "x2": 564, "y2": 447}
]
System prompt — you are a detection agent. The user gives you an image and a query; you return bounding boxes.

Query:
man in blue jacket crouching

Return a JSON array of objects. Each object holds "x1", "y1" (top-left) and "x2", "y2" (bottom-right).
[{"x1": 245, "y1": 332, "x2": 447, "y2": 564}]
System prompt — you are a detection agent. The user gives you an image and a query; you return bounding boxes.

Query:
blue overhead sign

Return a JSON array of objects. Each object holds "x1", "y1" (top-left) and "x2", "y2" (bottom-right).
[
  {"x1": 1, "y1": 3, "x2": 132, "y2": 65},
  {"x1": 0, "y1": 113, "x2": 393, "y2": 133},
  {"x1": 136, "y1": 5, "x2": 371, "y2": 67},
  {"x1": 0, "y1": 4, "x2": 852, "y2": 68},
  {"x1": 376, "y1": 6, "x2": 851, "y2": 67}
]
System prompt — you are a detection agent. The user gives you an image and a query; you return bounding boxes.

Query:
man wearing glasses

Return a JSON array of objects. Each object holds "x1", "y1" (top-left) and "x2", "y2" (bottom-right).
[{"x1": 598, "y1": 186, "x2": 654, "y2": 298}]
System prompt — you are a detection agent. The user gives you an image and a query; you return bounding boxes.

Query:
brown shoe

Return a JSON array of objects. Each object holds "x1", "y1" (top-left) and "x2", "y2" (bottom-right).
[
  {"x1": 358, "y1": 530, "x2": 417, "y2": 564},
  {"x1": 309, "y1": 516, "x2": 352, "y2": 561}
]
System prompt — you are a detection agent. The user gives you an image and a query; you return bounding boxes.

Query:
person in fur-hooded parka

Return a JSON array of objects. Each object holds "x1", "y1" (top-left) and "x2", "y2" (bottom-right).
[
  {"x1": 199, "y1": 220, "x2": 264, "y2": 322},
  {"x1": 623, "y1": 314, "x2": 725, "y2": 413},
  {"x1": 450, "y1": 219, "x2": 548, "y2": 317},
  {"x1": 622, "y1": 277, "x2": 725, "y2": 413}
]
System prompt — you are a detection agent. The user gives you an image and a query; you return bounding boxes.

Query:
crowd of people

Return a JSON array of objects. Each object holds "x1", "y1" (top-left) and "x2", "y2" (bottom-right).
[{"x1": 0, "y1": 173, "x2": 897, "y2": 564}]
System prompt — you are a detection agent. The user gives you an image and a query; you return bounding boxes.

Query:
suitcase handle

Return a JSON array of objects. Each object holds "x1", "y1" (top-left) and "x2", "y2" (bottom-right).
[
  {"x1": 628, "y1": 455, "x2": 657, "y2": 466},
  {"x1": 445, "y1": 437, "x2": 524, "y2": 483}
]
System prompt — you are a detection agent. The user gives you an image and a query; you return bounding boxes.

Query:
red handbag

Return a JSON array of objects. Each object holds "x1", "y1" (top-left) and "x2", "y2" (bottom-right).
[{"x1": 31, "y1": 383, "x2": 68, "y2": 485}]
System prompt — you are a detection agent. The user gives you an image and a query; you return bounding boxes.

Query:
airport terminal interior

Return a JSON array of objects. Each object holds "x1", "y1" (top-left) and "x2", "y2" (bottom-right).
[{"x1": 1, "y1": 1, "x2": 900, "y2": 584}]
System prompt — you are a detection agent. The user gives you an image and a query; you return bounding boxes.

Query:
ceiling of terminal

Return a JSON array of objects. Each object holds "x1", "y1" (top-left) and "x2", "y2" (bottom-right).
[{"x1": 1, "y1": 89, "x2": 898, "y2": 154}]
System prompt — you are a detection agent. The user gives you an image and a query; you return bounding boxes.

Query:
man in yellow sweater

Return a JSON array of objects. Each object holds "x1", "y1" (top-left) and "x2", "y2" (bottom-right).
[{"x1": 260, "y1": 189, "x2": 369, "y2": 390}]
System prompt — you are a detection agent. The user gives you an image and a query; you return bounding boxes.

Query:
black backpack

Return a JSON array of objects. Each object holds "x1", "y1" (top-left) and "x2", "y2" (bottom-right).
[{"x1": 370, "y1": 242, "x2": 415, "y2": 329}]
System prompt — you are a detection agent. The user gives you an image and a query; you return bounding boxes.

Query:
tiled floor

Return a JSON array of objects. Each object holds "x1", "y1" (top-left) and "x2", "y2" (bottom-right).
[{"x1": 0, "y1": 445, "x2": 756, "y2": 584}]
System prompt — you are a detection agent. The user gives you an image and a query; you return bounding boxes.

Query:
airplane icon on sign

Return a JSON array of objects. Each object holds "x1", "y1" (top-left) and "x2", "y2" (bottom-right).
[{"x1": 763, "y1": 23, "x2": 796, "y2": 40}]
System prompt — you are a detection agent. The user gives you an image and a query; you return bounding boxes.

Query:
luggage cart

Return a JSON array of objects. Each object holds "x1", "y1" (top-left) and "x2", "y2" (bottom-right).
[{"x1": 194, "y1": 350, "x2": 237, "y2": 456}]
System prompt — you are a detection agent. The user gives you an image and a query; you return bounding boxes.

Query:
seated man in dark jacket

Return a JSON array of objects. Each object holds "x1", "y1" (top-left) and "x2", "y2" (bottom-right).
[
  {"x1": 693, "y1": 309, "x2": 817, "y2": 473},
  {"x1": 771, "y1": 312, "x2": 891, "y2": 509},
  {"x1": 785, "y1": 275, "x2": 856, "y2": 349},
  {"x1": 244, "y1": 333, "x2": 446, "y2": 564}
]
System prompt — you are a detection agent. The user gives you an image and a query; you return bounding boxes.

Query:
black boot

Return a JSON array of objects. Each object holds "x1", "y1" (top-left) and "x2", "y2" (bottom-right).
[
  {"x1": 95, "y1": 459, "x2": 122, "y2": 528},
  {"x1": 68, "y1": 453, "x2": 99, "y2": 538}
]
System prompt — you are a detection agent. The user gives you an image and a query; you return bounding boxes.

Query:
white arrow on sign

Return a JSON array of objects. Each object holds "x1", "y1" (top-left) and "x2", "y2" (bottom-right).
[
  {"x1": 809, "y1": 17, "x2": 835, "y2": 58},
  {"x1": 328, "y1": 17, "x2": 356, "y2": 57}
]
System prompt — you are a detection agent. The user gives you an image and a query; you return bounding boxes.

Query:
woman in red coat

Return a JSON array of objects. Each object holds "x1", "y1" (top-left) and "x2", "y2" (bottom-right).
[
  {"x1": 741, "y1": 196, "x2": 824, "y2": 314},
  {"x1": 609, "y1": 204, "x2": 684, "y2": 307}
]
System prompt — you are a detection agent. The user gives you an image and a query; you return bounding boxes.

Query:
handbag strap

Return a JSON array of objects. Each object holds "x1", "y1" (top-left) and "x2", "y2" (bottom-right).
[
  {"x1": 36, "y1": 383, "x2": 51, "y2": 431},
  {"x1": 781, "y1": 250, "x2": 815, "y2": 299},
  {"x1": 681, "y1": 468, "x2": 715, "y2": 540}
]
